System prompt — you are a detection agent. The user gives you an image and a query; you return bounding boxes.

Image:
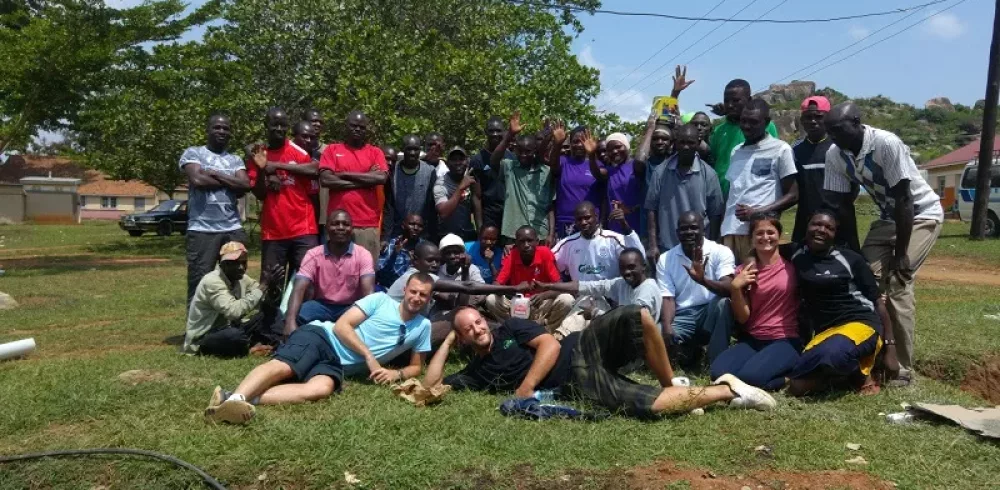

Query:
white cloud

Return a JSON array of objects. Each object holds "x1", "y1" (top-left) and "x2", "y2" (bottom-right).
[
  {"x1": 924, "y1": 12, "x2": 965, "y2": 40},
  {"x1": 578, "y1": 44, "x2": 603, "y2": 71},
  {"x1": 576, "y1": 45, "x2": 656, "y2": 122},
  {"x1": 104, "y1": 0, "x2": 145, "y2": 7},
  {"x1": 847, "y1": 25, "x2": 870, "y2": 41},
  {"x1": 597, "y1": 89, "x2": 651, "y2": 122}
]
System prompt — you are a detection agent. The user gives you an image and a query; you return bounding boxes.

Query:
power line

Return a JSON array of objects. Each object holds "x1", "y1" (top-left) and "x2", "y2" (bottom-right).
[
  {"x1": 683, "y1": 0, "x2": 790, "y2": 65},
  {"x1": 767, "y1": 2, "x2": 934, "y2": 86},
  {"x1": 599, "y1": 0, "x2": 762, "y2": 112},
  {"x1": 507, "y1": 0, "x2": 950, "y2": 24},
  {"x1": 601, "y1": 0, "x2": 728, "y2": 95},
  {"x1": 792, "y1": 0, "x2": 969, "y2": 81}
]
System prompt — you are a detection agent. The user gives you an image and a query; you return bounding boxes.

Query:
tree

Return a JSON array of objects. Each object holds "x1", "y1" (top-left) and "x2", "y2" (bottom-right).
[{"x1": 0, "y1": 0, "x2": 216, "y2": 154}]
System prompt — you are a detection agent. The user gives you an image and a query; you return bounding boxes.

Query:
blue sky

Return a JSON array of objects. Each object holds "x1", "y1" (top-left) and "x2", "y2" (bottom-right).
[{"x1": 109, "y1": 0, "x2": 990, "y2": 123}]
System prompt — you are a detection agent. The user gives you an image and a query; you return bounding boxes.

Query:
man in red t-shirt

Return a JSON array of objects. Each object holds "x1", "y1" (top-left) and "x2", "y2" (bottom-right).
[
  {"x1": 484, "y1": 225, "x2": 573, "y2": 332},
  {"x1": 248, "y1": 108, "x2": 319, "y2": 275},
  {"x1": 319, "y1": 111, "x2": 388, "y2": 259}
]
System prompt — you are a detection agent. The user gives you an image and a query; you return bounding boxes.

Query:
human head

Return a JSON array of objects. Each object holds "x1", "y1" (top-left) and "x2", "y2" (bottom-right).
[
  {"x1": 445, "y1": 147, "x2": 469, "y2": 179},
  {"x1": 410, "y1": 241, "x2": 441, "y2": 273},
  {"x1": 806, "y1": 209, "x2": 839, "y2": 254},
  {"x1": 401, "y1": 272, "x2": 434, "y2": 315},
  {"x1": 569, "y1": 126, "x2": 588, "y2": 159},
  {"x1": 514, "y1": 226, "x2": 538, "y2": 262},
  {"x1": 514, "y1": 134, "x2": 537, "y2": 163},
  {"x1": 651, "y1": 126, "x2": 673, "y2": 156},
  {"x1": 597, "y1": 140, "x2": 607, "y2": 161},
  {"x1": 265, "y1": 107, "x2": 289, "y2": 148},
  {"x1": 479, "y1": 225, "x2": 499, "y2": 250},
  {"x1": 292, "y1": 121, "x2": 316, "y2": 152},
  {"x1": 401, "y1": 213, "x2": 424, "y2": 239},
  {"x1": 485, "y1": 116, "x2": 505, "y2": 151},
  {"x1": 676, "y1": 211, "x2": 704, "y2": 255},
  {"x1": 800, "y1": 96, "x2": 831, "y2": 142},
  {"x1": 604, "y1": 133, "x2": 630, "y2": 165},
  {"x1": 723, "y1": 79, "x2": 752, "y2": 123},
  {"x1": 383, "y1": 146, "x2": 398, "y2": 166},
  {"x1": 205, "y1": 113, "x2": 232, "y2": 151},
  {"x1": 574, "y1": 201, "x2": 599, "y2": 238},
  {"x1": 303, "y1": 108, "x2": 324, "y2": 136},
  {"x1": 424, "y1": 132, "x2": 444, "y2": 162},
  {"x1": 401, "y1": 134, "x2": 422, "y2": 164},
  {"x1": 218, "y1": 241, "x2": 248, "y2": 282},
  {"x1": 749, "y1": 213, "x2": 782, "y2": 257},
  {"x1": 674, "y1": 124, "x2": 700, "y2": 165},
  {"x1": 344, "y1": 110, "x2": 369, "y2": 146},
  {"x1": 453, "y1": 306, "x2": 492, "y2": 350},
  {"x1": 326, "y1": 209, "x2": 353, "y2": 246},
  {"x1": 439, "y1": 234, "x2": 467, "y2": 272},
  {"x1": 690, "y1": 112, "x2": 712, "y2": 141},
  {"x1": 561, "y1": 140, "x2": 570, "y2": 156},
  {"x1": 618, "y1": 247, "x2": 646, "y2": 288},
  {"x1": 739, "y1": 98, "x2": 771, "y2": 145},
  {"x1": 823, "y1": 102, "x2": 864, "y2": 153}
]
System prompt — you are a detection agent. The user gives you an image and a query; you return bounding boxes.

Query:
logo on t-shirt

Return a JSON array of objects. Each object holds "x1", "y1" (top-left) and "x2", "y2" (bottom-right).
[
  {"x1": 578, "y1": 264, "x2": 606, "y2": 275},
  {"x1": 503, "y1": 338, "x2": 515, "y2": 349}
]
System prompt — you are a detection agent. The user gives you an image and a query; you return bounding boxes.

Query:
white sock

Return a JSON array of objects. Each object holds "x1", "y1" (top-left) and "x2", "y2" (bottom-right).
[{"x1": 227, "y1": 393, "x2": 246, "y2": 402}]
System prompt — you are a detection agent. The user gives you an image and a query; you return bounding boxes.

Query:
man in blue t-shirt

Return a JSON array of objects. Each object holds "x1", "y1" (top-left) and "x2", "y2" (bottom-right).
[
  {"x1": 204, "y1": 273, "x2": 434, "y2": 424},
  {"x1": 180, "y1": 113, "x2": 252, "y2": 306}
]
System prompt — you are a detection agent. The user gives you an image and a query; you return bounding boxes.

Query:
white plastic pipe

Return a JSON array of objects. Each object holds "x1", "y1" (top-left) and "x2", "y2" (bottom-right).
[{"x1": 0, "y1": 338, "x2": 36, "y2": 361}]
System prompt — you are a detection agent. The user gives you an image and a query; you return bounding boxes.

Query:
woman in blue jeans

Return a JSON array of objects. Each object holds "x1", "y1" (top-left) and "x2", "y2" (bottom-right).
[{"x1": 710, "y1": 215, "x2": 801, "y2": 391}]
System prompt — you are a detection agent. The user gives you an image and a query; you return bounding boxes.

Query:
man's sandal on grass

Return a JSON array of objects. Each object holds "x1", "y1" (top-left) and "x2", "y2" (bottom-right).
[{"x1": 205, "y1": 386, "x2": 255, "y2": 424}]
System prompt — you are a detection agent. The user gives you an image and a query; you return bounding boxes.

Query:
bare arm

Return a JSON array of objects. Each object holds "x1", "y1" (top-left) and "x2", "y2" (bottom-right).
[
  {"x1": 400, "y1": 350, "x2": 427, "y2": 382},
  {"x1": 282, "y1": 278, "x2": 311, "y2": 336},
  {"x1": 515, "y1": 334, "x2": 561, "y2": 398},
  {"x1": 646, "y1": 210, "x2": 660, "y2": 260},
  {"x1": 536, "y1": 281, "x2": 579, "y2": 295},
  {"x1": 433, "y1": 279, "x2": 526, "y2": 296},
  {"x1": 319, "y1": 168, "x2": 363, "y2": 190},
  {"x1": 423, "y1": 331, "x2": 455, "y2": 388},
  {"x1": 332, "y1": 306, "x2": 380, "y2": 371},
  {"x1": 250, "y1": 167, "x2": 268, "y2": 201},
  {"x1": 756, "y1": 176, "x2": 799, "y2": 215},
  {"x1": 266, "y1": 161, "x2": 318, "y2": 177},
  {"x1": 208, "y1": 168, "x2": 251, "y2": 193},
  {"x1": 334, "y1": 170, "x2": 388, "y2": 186},
  {"x1": 660, "y1": 297, "x2": 676, "y2": 341},
  {"x1": 472, "y1": 182, "x2": 482, "y2": 230},
  {"x1": 436, "y1": 174, "x2": 475, "y2": 219},
  {"x1": 634, "y1": 114, "x2": 657, "y2": 165},
  {"x1": 183, "y1": 163, "x2": 223, "y2": 189},
  {"x1": 547, "y1": 122, "x2": 567, "y2": 174},
  {"x1": 491, "y1": 112, "x2": 522, "y2": 170},
  {"x1": 890, "y1": 180, "x2": 914, "y2": 266}
]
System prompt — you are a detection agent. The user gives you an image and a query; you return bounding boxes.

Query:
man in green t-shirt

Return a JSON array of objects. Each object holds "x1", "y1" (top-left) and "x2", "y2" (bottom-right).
[
  {"x1": 489, "y1": 112, "x2": 556, "y2": 246},
  {"x1": 708, "y1": 79, "x2": 778, "y2": 197}
]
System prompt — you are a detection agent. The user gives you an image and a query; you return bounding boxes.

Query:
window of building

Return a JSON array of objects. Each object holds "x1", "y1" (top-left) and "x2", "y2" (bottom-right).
[
  {"x1": 134, "y1": 197, "x2": 146, "y2": 211},
  {"x1": 80, "y1": 196, "x2": 86, "y2": 207},
  {"x1": 101, "y1": 197, "x2": 118, "y2": 209},
  {"x1": 937, "y1": 176, "x2": 946, "y2": 196}
]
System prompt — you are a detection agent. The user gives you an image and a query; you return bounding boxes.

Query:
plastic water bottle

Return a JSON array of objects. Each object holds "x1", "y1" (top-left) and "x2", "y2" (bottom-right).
[
  {"x1": 510, "y1": 294, "x2": 531, "y2": 319},
  {"x1": 886, "y1": 412, "x2": 915, "y2": 424},
  {"x1": 533, "y1": 389, "x2": 557, "y2": 403}
]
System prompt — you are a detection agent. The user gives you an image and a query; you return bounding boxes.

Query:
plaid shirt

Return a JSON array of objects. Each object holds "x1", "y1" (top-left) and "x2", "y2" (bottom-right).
[{"x1": 375, "y1": 236, "x2": 424, "y2": 288}]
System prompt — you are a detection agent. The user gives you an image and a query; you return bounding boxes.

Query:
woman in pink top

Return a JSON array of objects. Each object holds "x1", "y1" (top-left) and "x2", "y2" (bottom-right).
[{"x1": 710, "y1": 214, "x2": 801, "y2": 391}]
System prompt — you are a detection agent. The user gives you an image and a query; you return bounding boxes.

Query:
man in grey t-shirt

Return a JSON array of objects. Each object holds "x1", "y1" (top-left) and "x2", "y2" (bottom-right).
[
  {"x1": 382, "y1": 134, "x2": 437, "y2": 241},
  {"x1": 433, "y1": 147, "x2": 481, "y2": 242},
  {"x1": 179, "y1": 114, "x2": 251, "y2": 306}
]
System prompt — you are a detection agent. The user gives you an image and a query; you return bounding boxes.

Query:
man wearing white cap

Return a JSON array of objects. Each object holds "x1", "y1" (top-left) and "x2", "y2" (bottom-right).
[{"x1": 183, "y1": 242, "x2": 284, "y2": 357}]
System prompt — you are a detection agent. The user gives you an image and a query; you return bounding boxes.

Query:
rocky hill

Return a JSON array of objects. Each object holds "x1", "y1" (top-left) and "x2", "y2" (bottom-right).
[{"x1": 756, "y1": 81, "x2": 987, "y2": 163}]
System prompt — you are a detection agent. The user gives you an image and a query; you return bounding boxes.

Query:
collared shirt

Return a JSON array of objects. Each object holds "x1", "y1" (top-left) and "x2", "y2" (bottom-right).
[
  {"x1": 295, "y1": 242, "x2": 374, "y2": 304},
  {"x1": 183, "y1": 267, "x2": 262, "y2": 354},
  {"x1": 823, "y1": 125, "x2": 943, "y2": 223},
  {"x1": 375, "y1": 236, "x2": 423, "y2": 289},
  {"x1": 722, "y1": 135, "x2": 797, "y2": 237},
  {"x1": 655, "y1": 239, "x2": 735, "y2": 311},
  {"x1": 500, "y1": 157, "x2": 554, "y2": 238},
  {"x1": 579, "y1": 277, "x2": 662, "y2": 322},
  {"x1": 179, "y1": 146, "x2": 245, "y2": 233},
  {"x1": 644, "y1": 154, "x2": 724, "y2": 250},
  {"x1": 246, "y1": 139, "x2": 317, "y2": 241},
  {"x1": 495, "y1": 246, "x2": 560, "y2": 297},
  {"x1": 552, "y1": 228, "x2": 645, "y2": 281}
]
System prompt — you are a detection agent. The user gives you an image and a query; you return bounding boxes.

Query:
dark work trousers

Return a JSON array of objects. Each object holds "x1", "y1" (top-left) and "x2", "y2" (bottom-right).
[
  {"x1": 261, "y1": 235, "x2": 319, "y2": 278},
  {"x1": 197, "y1": 305, "x2": 285, "y2": 358},
  {"x1": 186, "y1": 229, "x2": 248, "y2": 307}
]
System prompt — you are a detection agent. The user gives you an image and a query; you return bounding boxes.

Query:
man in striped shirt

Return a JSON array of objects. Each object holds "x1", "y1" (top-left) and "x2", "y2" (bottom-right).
[{"x1": 823, "y1": 102, "x2": 943, "y2": 387}]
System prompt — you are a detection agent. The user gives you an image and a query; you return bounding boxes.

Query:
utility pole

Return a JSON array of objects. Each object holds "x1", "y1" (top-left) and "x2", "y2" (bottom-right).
[{"x1": 971, "y1": 0, "x2": 1000, "y2": 239}]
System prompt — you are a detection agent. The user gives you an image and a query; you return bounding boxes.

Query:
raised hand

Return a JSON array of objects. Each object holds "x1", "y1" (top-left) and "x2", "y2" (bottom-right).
[
  {"x1": 683, "y1": 246, "x2": 707, "y2": 284},
  {"x1": 393, "y1": 237, "x2": 408, "y2": 254},
  {"x1": 672, "y1": 65, "x2": 695, "y2": 94},
  {"x1": 509, "y1": 111, "x2": 523, "y2": 135},
  {"x1": 732, "y1": 264, "x2": 758, "y2": 290},
  {"x1": 581, "y1": 129, "x2": 598, "y2": 155},
  {"x1": 707, "y1": 102, "x2": 725, "y2": 117},
  {"x1": 483, "y1": 247, "x2": 494, "y2": 261},
  {"x1": 252, "y1": 144, "x2": 267, "y2": 169},
  {"x1": 459, "y1": 167, "x2": 476, "y2": 191},
  {"x1": 609, "y1": 201, "x2": 626, "y2": 224},
  {"x1": 551, "y1": 120, "x2": 567, "y2": 144}
]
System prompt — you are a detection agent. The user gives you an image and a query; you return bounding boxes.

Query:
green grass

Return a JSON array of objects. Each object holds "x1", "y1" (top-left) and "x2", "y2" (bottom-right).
[{"x1": 1, "y1": 220, "x2": 999, "y2": 489}]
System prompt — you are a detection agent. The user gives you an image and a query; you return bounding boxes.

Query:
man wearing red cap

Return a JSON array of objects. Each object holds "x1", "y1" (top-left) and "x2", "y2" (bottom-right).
[{"x1": 791, "y1": 96, "x2": 859, "y2": 247}]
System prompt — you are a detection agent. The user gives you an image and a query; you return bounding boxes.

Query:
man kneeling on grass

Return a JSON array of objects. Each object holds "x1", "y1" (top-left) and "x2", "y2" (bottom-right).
[
  {"x1": 205, "y1": 273, "x2": 435, "y2": 424},
  {"x1": 424, "y1": 305, "x2": 776, "y2": 418}
]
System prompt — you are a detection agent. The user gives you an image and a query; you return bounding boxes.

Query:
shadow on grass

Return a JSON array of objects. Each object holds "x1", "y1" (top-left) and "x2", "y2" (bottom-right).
[
  {"x1": 86, "y1": 236, "x2": 186, "y2": 257},
  {"x1": 162, "y1": 334, "x2": 184, "y2": 346},
  {"x1": 1, "y1": 255, "x2": 178, "y2": 277}
]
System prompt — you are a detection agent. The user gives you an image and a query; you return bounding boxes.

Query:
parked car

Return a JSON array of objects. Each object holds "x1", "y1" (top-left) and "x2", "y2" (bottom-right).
[
  {"x1": 119, "y1": 200, "x2": 188, "y2": 237},
  {"x1": 957, "y1": 161, "x2": 1000, "y2": 238}
]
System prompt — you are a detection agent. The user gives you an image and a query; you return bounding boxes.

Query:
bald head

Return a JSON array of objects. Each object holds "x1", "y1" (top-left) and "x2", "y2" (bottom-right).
[
  {"x1": 678, "y1": 211, "x2": 701, "y2": 228},
  {"x1": 823, "y1": 102, "x2": 864, "y2": 153},
  {"x1": 345, "y1": 110, "x2": 369, "y2": 146}
]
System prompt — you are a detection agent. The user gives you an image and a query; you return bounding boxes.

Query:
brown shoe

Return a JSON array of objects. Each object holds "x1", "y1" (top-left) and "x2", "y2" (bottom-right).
[{"x1": 205, "y1": 398, "x2": 255, "y2": 425}]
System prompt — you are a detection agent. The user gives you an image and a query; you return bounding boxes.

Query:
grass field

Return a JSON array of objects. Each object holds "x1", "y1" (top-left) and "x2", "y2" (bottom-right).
[{"x1": 1, "y1": 218, "x2": 999, "y2": 489}]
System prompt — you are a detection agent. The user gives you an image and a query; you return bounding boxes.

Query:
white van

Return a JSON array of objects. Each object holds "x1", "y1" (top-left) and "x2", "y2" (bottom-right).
[{"x1": 957, "y1": 161, "x2": 1000, "y2": 237}]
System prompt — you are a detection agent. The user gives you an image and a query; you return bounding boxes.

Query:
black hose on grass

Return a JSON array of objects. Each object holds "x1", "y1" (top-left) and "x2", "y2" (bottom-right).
[{"x1": 0, "y1": 448, "x2": 227, "y2": 490}]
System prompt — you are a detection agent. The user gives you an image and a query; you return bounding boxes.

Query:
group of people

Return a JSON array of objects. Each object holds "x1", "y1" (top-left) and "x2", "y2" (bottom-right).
[{"x1": 178, "y1": 68, "x2": 944, "y2": 425}]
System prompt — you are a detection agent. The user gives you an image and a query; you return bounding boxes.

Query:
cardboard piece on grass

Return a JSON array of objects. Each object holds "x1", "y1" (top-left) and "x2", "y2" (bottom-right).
[
  {"x1": 910, "y1": 403, "x2": 1000, "y2": 439},
  {"x1": 391, "y1": 379, "x2": 451, "y2": 407}
]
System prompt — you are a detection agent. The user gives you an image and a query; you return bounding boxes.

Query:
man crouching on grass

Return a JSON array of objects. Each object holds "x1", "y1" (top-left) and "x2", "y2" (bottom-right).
[
  {"x1": 425, "y1": 305, "x2": 776, "y2": 418},
  {"x1": 205, "y1": 273, "x2": 435, "y2": 424}
]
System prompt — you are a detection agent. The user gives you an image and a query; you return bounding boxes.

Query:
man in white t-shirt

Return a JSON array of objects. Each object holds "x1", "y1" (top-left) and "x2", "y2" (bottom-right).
[
  {"x1": 656, "y1": 212, "x2": 735, "y2": 367},
  {"x1": 551, "y1": 201, "x2": 645, "y2": 281},
  {"x1": 823, "y1": 102, "x2": 944, "y2": 387},
  {"x1": 721, "y1": 99, "x2": 799, "y2": 263}
]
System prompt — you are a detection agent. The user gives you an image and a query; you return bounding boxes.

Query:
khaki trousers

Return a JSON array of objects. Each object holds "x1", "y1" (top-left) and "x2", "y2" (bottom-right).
[
  {"x1": 722, "y1": 234, "x2": 754, "y2": 265},
  {"x1": 862, "y1": 219, "x2": 941, "y2": 377},
  {"x1": 352, "y1": 227, "x2": 381, "y2": 261},
  {"x1": 485, "y1": 294, "x2": 575, "y2": 333}
]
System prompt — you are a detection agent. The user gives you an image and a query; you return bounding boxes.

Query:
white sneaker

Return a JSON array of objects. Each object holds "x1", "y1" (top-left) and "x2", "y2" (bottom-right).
[{"x1": 714, "y1": 373, "x2": 776, "y2": 411}]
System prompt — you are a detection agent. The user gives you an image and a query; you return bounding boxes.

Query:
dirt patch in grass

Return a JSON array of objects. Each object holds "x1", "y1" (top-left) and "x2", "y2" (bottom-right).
[
  {"x1": 920, "y1": 256, "x2": 1000, "y2": 286},
  {"x1": 0, "y1": 255, "x2": 171, "y2": 269},
  {"x1": 117, "y1": 369, "x2": 171, "y2": 385},
  {"x1": 445, "y1": 460, "x2": 894, "y2": 490},
  {"x1": 961, "y1": 355, "x2": 1000, "y2": 404}
]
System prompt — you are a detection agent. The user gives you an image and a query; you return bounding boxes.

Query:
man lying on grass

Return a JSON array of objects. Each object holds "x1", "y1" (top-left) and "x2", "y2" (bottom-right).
[
  {"x1": 205, "y1": 273, "x2": 435, "y2": 424},
  {"x1": 424, "y1": 305, "x2": 776, "y2": 418}
]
